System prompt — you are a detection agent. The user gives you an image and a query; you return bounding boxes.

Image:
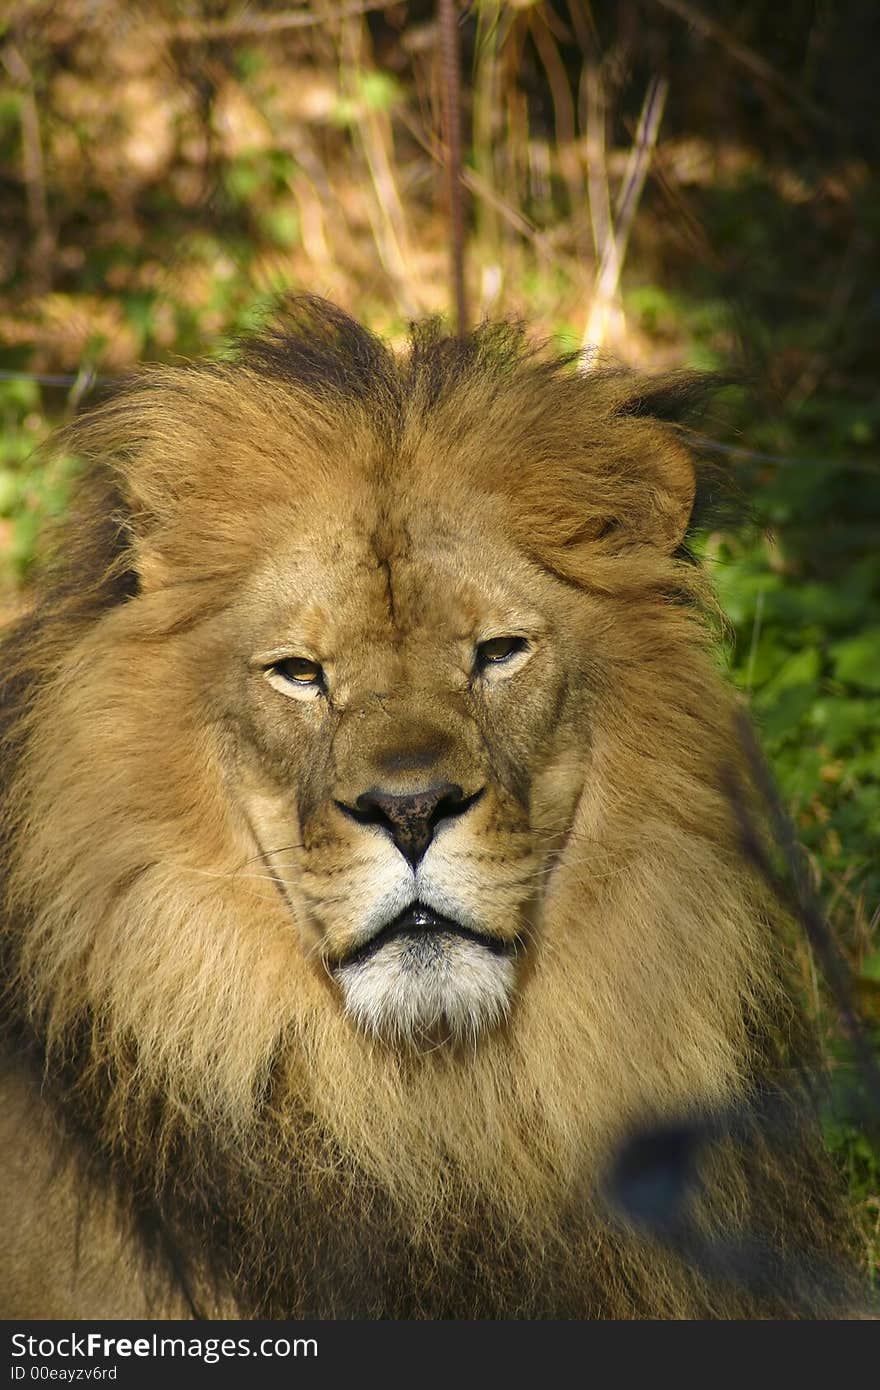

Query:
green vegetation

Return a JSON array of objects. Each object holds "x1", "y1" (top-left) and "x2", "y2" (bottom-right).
[{"x1": 1, "y1": 1, "x2": 878, "y2": 1279}]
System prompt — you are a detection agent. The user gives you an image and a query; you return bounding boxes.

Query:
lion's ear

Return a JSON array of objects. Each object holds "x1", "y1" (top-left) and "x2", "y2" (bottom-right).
[
  {"x1": 529, "y1": 427, "x2": 698, "y2": 576},
  {"x1": 578, "y1": 370, "x2": 721, "y2": 555},
  {"x1": 600, "y1": 369, "x2": 723, "y2": 555},
  {"x1": 595, "y1": 429, "x2": 697, "y2": 555},
  {"x1": 512, "y1": 372, "x2": 715, "y2": 583}
]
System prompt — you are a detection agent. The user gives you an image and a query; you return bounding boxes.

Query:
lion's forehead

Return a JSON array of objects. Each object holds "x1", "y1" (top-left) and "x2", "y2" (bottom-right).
[{"x1": 244, "y1": 501, "x2": 549, "y2": 656}]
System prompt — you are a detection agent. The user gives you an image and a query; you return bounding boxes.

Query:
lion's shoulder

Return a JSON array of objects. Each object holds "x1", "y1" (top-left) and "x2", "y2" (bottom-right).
[{"x1": 0, "y1": 1056, "x2": 188, "y2": 1318}]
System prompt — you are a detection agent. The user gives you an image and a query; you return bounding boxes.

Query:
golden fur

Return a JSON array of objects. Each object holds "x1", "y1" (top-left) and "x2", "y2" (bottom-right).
[{"x1": 0, "y1": 300, "x2": 852, "y2": 1317}]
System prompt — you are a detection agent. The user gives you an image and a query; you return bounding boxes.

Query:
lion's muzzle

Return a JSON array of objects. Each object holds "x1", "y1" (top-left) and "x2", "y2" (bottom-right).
[{"x1": 331, "y1": 901, "x2": 516, "y2": 1044}]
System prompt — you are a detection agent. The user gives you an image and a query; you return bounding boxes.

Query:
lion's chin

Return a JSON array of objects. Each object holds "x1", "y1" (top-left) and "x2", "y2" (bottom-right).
[{"x1": 332, "y1": 906, "x2": 516, "y2": 1045}]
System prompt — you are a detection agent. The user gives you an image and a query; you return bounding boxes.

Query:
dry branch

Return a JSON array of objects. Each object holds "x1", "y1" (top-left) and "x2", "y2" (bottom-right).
[{"x1": 582, "y1": 74, "x2": 667, "y2": 357}]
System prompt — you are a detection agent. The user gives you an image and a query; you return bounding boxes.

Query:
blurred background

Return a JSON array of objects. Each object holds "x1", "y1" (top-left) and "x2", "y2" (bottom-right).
[{"x1": 0, "y1": 0, "x2": 878, "y2": 1282}]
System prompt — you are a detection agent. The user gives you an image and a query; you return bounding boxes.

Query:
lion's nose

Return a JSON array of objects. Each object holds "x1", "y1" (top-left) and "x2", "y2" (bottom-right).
[{"x1": 341, "y1": 783, "x2": 480, "y2": 868}]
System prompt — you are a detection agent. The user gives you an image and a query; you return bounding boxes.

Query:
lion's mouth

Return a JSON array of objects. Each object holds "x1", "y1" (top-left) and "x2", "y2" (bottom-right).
[
  {"x1": 331, "y1": 902, "x2": 517, "y2": 1042},
  {"x1": 333, "y1": 902, "x2": 514, "y2": 970}
]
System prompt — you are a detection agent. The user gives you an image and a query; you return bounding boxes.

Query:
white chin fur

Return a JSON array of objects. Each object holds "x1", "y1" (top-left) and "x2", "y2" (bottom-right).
[{"x1": 334, "y1": 933, "x2": 514, "y2": 1044}]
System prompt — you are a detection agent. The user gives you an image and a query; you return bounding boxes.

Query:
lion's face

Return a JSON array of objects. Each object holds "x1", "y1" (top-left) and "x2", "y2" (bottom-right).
[
  {"x1": 215, "y1": 476, "x2": 594, "y2": 1044},
  {"x1": 9, "y1": 309, "x2": 723, "y2": 1106}
]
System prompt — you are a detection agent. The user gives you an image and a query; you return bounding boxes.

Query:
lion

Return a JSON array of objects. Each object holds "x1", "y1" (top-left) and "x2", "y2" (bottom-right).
[{"x1": 0, "y1": 298, "x2": 857, "y2": 1318}]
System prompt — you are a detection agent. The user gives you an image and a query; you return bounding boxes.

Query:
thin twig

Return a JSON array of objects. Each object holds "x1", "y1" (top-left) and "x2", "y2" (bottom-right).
[
  {"x1": 744, "y1": 588, "x2": 764, "y2": 696},
  {"x1": 529, "y1": 7, "x2": 584, "y2": 218},
  {"x1": 612, "y1": 77, "x2": 668, "y2": 255},
  {"x1": 470, "y1": 0, "x2": 504, "y2": 276},
  {"x1": 582, "y1": 75, "x2": 667, "y2": 355},
  {"x1": 336, "y1": 10, "x2": 419, "y2": 314},
  {"x1": 439, "y1": 0, "x2": 468, "y2": 335},
  {"x1": 583, "y1": 61, "x2": 615, "y2": 355},
  {"x1": 396, "y1": 107, "x2": 560, "y2": 262},
  {"x1": 2, "y1": 38, "x2": 54, "y2": 296},
  {"x1": 684, "y1": 431, "x2": 880, "y2": 477},
  {"x1": 151, "y1": 2, "x2": 390, "y2": 43}
]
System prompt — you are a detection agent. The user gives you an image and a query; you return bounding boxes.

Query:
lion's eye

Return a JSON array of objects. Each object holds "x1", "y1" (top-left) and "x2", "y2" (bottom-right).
[
  {"x1": 475, "y1": 636, "x2": 528, "y2": 668},
  {"x1": 274, "y1": 657, "x2": 323, "y2": 685},
  {"x1": 264, "y1": 657, "x2": 325, "y2": 699}
]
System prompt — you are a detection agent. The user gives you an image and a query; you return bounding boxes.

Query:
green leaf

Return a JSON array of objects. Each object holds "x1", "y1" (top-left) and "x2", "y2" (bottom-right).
[
  {"x1": 0, "y1": 376, "x2": 40, "y2": 412},
  {"x1": 811, "y1": 698, "x2": 880, "y2": 754},
  {"x1": 755, "y1": 645, "x2": 821, "y2": 701},
  {"x1": 831, "y1": 630, "x2": 880, "y2": 691},
  {"x1": 357, "y1": 71, "x2": 402, "y2": 112},
  {"x1": 0, "y1": 470, "x2": 20, "y2": 515}
]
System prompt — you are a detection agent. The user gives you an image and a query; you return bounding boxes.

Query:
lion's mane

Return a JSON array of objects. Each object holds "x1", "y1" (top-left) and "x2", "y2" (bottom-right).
[{"x1": 0, "y1": 301, "x2": 852, "y2": 1318}]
